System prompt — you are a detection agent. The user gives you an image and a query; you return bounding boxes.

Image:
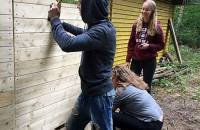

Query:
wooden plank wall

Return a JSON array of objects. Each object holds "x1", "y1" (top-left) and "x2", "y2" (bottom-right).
[
  {"x1": 13, "y1": 0, "x2": 83, "y2": 130},
  {"x1": 0, "y1": 0, "x2": 15, "y2": 129},
  {"x1": 112, "y1": 0, "x2": 174, "y2": 65},
  {"x1": 0, "y1": 0, "x2": 83, "y2": 130}
]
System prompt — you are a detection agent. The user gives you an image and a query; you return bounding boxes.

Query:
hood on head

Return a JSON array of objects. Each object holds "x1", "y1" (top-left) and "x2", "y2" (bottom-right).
[{"x1": 81, "y1": 0, "x2": 109, "y2": 24}]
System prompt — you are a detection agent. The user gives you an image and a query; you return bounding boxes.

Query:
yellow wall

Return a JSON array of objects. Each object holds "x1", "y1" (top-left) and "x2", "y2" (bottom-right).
[{"x1": 111, "y1": 0, "x2": 174, "y2": 65}]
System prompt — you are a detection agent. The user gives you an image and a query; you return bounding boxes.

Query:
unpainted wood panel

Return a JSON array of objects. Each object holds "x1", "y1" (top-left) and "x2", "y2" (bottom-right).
[
  {"x1": 0, "y1": 91, "x2": 14, "y2": 107},
  {"x1": 0, "y1": 105, "x2": 14, "y2": 121},
  {"x1": 15, "y1": 45, "x2": 67, "y2": 62},
  {"x1": 15, "y1": 32, "x2": 55, "y2": 47},
  {"x1": 14, "y1": 18, "x2": 84, "y2": 33},
  {"x1": 14, "y1": 0, "x2": 77, "y2": 6},
  {"x1": 15, "y1": 18, "x2": 51, "y2": 33},
  {"x1": 0, "y1": 77, "x2": 14, "y2": 91},
  {"x1": 16, "y1": 84, "x2": 80, "y2": 117},
  {"x1": 0, "y1": 62, "x2": 14, "y2": 78},
  {"x1": 14, "y1": 0, "x2": 57, "y2": 5},
  {"x1": 15, "y1": 64, "x2": 79, "y2": 90},
  {"x1": 16, "y1": 75, "x2": 78, "y2": 104},
  {"x1": 0, "y1": 0, "x2": 12, "y2": 14},
  {"x1": 0, "y1": 118, "x2": 14, "y2": 130},
  {"x1": 29, "y1": 110, "x2": 70, "y2": 130},
  {"x1": 0, "y1": 47, "x2": 13, "y2": 62},
  {"x1": 1, "y1": 108, "x2": 15, "y2": 130},
  {"x1": 0, "y1": 31, "x2": 13, "y2": 47},
  {"x1": 16, "y1": 97, "x2": 77, "y2": 130},
  {"x1": 15, "y1": 53, "x2": 81, "y2": 76},
  {"x1": 0, "y1": 15, "x2": 13, "y2": 31},
  {"x1": 14, "y1": 3, "x2": 81, "y2": 20},
  {"x1": 0, "y1": 105, "x2": 14, "y2": 130}
]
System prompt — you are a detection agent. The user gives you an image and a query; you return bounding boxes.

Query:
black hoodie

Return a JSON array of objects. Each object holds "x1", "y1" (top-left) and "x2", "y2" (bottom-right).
[{"x1": 50, "y1": 0, "x2": 116, "y2": 96}]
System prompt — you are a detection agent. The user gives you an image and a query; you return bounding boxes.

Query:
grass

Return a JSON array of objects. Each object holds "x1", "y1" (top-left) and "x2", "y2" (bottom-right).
[{"x1": 154, "y1": 45, "x2": 200, "y2": 100}]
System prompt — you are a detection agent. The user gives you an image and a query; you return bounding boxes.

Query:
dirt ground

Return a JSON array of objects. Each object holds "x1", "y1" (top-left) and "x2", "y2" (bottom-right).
[{"x1": 154, "y1": 80, "x2": 200, "y2": 130}]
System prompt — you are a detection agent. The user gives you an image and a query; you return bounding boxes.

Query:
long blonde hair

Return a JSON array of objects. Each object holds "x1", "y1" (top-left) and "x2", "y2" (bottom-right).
[
  {"x1": 136, "y1": 0, "x2": 157, "y2": 36},
  {"x1": 112, "y1": 65, "x2": 148, "y2": 90}
]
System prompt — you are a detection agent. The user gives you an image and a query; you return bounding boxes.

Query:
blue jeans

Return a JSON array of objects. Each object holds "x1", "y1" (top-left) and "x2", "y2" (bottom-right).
[{"x1": 66, "y1": 91, "x2": 115, "y2": 130}]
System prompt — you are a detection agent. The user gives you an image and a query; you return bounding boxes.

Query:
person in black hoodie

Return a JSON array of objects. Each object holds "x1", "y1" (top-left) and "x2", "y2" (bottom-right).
[{"x1": 48, "y1": 0, "x2": 116, "y2": 130}]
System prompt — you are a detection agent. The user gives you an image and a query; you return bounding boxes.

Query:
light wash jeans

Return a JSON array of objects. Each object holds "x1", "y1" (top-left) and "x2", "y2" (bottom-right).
[{"x1": 66, "y1": 90, "x2": 115, "y2": 130}]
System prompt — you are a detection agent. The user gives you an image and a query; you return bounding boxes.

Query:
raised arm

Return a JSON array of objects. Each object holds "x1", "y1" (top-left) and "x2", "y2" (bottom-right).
[
  {"x1": 51, "y1": 18, "x2": 107, "y2": 52},
  {"x1": 62, "y1": 22, "x2": 84, "y2": 36}
]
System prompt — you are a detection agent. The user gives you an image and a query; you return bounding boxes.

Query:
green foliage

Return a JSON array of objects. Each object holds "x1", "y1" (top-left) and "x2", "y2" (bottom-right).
[
  {"x1": 192, "y1": 87, "x2": 200, "y2": 101},
  {"x1": 173, "y1": 5, "x2": 200, "y2": 48},
  {"x1": 62, "y1": 0, "x2": 78, "y2": 4},
  {"x1": 155, "y1": 45, "x2": 200, "y2": 97}
]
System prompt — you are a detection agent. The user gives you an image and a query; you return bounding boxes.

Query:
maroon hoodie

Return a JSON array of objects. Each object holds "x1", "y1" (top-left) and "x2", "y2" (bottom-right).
[{"x1": 126, "y1": 22, "x2": 164, "y2": 62}]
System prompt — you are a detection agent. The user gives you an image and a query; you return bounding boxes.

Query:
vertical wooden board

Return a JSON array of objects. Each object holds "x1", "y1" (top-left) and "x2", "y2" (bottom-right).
[
  {"x1": 0, "y1": 106, "x2": 14, "y2": 130},
  {"x1": 0, "y1": 47, "x2": 13, "y2": 62},
  {"x1": 0, "y1": 0, "x2": 12, "y2": 14},
  {"x1": 0, "y1": 31, "x2": 13, "y2": 47},
  {"x1": 0, "y1": 62, "x2": 14, "y2": 78},
  {"x1": 15, "y1": 53, "x2": 81, "y2": 76},
  {"x1": 15, "y1": 65, "x2": 79, "y2": 90},
  {"x1": 0, "y1": 15, "x2": 13, "y2": 31},
  {"x1": 0, "y1": 91, "x2": 14, "y2": 107}
]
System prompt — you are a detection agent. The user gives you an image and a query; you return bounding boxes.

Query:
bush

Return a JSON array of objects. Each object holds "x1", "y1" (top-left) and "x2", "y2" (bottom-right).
[{"x1": 173, "y1": 5, "x2": 200, "y2": 48}]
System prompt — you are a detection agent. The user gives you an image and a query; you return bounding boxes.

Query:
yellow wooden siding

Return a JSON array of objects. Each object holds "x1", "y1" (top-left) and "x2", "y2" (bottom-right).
[{"x1": 111, "y1": 0, "x2": 174, "y2": 65}]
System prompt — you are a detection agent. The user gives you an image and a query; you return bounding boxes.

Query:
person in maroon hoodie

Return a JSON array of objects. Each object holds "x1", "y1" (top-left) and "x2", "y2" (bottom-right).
[{"x1": 126, "y1": 0, "x2": 164, "y2": 94}]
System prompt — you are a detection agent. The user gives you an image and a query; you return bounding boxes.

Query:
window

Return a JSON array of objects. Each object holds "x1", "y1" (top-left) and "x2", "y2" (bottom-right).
[{"x1": 62, "y1": 0, "x2": 79, "y2": 4}]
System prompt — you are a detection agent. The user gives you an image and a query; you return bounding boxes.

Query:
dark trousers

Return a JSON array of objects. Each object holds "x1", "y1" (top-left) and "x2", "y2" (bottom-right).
[
  {"x1": 113, "y1": 112, "x2": 163, "y2": 130},
  {"x1": 130, "y1": 58, "x2": 156, "y2": 93}
]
